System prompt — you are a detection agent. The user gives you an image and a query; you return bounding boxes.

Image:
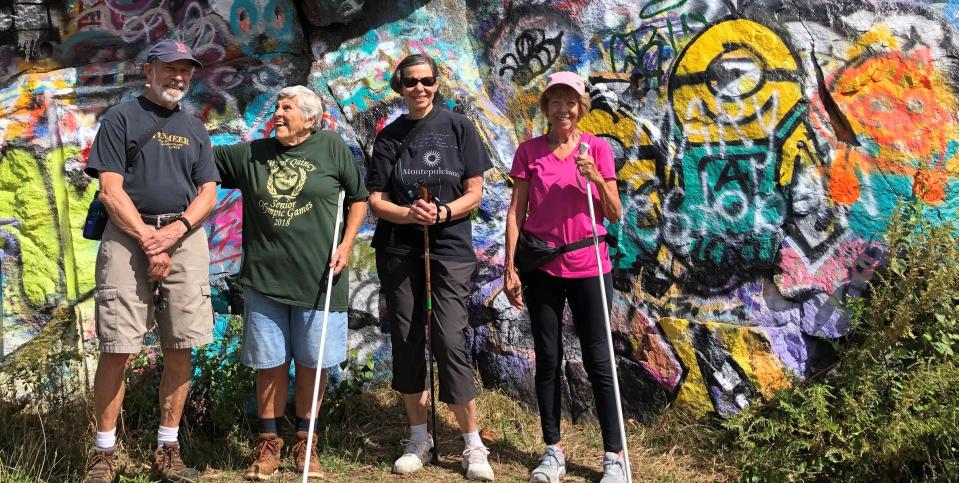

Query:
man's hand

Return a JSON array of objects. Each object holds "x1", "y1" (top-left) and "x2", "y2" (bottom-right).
[
  {"x1": 329, "y1": 242, "x2": 352, "y2": 276},
  {"x1": 148, "y1": 252, "x2": 172, "y2": 282},
  {"x1": 140, "y1": 222, "x2": 187, "y2": 256}
]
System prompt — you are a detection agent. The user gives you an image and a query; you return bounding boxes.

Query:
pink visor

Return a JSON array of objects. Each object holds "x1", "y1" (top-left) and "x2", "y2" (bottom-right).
[{"x1": 544, "y1": 71, "x2": 585, "y2": 96}]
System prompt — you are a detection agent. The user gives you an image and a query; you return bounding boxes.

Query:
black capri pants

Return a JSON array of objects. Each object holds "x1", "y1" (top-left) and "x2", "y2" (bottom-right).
[
  {"x1": 521, "y1": 268, "x2": 623, "y2": 453},
  {"x1": 377, "y1": 252, "x2": 477, "y2": 405}
]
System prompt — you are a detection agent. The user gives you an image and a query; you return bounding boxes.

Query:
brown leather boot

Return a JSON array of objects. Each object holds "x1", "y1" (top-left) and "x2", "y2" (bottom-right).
[
  {"x1": 82, "y1": 447, "x2": 119, "y2": 483},
  {"x1": 150, "y1": 442, "x2": 200, "y2": 482},
  {"x1": 290, "y1": 431, "x2": 323, "y2": 478},
  {"x1": 244, "y1": 433, "x2": 284, "y2": 480}
]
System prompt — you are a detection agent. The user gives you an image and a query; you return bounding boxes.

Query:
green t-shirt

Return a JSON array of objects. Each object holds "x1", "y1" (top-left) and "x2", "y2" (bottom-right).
[{"x1": 214, "y1": 131, "x2": 369, "y2": 310}]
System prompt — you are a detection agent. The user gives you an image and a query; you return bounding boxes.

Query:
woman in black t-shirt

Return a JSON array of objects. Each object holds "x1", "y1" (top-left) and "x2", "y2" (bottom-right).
[{"x1": 366, "y1": 54, "x2": 494, "y2": 481}]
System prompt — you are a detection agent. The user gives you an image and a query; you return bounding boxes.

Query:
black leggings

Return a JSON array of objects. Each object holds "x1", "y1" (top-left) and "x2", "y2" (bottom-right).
[{"x1": 521, "y1": 269, "x2": 622, "y2": 453}]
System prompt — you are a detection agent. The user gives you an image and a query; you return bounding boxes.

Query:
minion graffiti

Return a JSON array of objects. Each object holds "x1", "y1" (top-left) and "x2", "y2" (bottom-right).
[{"x1": 654, "y1": 19, "x2": 818, "y2": 292}]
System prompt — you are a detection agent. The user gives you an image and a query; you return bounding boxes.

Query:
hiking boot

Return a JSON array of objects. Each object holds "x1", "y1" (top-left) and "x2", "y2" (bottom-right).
[
  {"x1": 599, "y1": 452, "x2": 627, "y2": 483},
  {"x1": 462, "y1": 445, "x2": 495, "y2": 481},
  {"x1": 290, "y1": 431, "x2": 322, "y2": 478},
  {"x1": 83, "y1": 446, "x2": 119, "y2": 483},
  {"x1": 150, "y1": 442, "x2": 200, "y2": 482},
  {"x1": 530, "y1": 445, "x2": 566, "y2": 482},
  {"x1": 244, "y1": 433, "x2": 284, "y2": 480},
  {"x1": 392, "y1": 436, "x2": 433, "y2": 474}
]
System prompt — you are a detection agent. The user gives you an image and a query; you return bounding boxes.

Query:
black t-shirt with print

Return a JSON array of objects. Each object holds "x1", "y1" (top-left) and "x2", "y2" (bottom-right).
[
  {"x1": 84, "y1": 96, "x2": 219, "y2": 215},
  {"x1": 214, "y1": 131, "x2": 369, "y2": 310},
  {"x1": 366, "y1": 108, "x2": 491, "y2": 261}
]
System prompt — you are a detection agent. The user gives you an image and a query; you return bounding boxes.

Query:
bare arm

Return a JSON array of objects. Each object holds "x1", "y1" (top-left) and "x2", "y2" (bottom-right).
[
  {"x1": 330, "y1": 198, "x2": 369, "y2": 276},
  {"x1": 98, "y1": 172, "x2": 153, "y2": 242},
  {"x1": 369, "y1": 191, "x2": 418, "y2": 224},
  {"x1": 596, "y1": 178, "x2": 622, "y2": 222},
  {"x1": 503, "y1": 178, "x2": 529, "y2": 309},
  {"x1": 141, "y1": 181, "x2": 218, "y2": 256}
]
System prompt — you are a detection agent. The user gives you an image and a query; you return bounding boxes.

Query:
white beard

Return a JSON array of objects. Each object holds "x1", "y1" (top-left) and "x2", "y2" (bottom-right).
[{"x1": 152, "y1": 81, "x2": 188, "y2": 104}]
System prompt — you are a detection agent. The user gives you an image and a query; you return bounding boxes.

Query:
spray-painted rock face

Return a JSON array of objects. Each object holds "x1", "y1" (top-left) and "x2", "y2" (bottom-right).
[{"x1": 664, "y1": 19, "x2": 808, "y2": 286}]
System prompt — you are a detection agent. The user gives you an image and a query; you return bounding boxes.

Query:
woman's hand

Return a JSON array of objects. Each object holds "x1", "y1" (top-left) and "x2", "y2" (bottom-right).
[
  {"x1": 575, "y1": 152, "x2": 604, "y2": 184},
  {"x1": 504, "y1": 268, "x2": 524, "y2": 309},
  {"x1": 407, "y1": 198, "x2": 438, "y2": 225}
]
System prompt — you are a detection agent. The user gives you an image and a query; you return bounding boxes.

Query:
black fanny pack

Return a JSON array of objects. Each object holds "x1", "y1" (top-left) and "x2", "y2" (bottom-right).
[{"x1": 514, "y1": 230, "x2": 615, "y2": 273}]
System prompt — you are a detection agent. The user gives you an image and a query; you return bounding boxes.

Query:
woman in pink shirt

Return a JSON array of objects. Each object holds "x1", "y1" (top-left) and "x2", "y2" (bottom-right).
[{"x1": 504, "y1": 72, "x2": 626, "y2": 483}]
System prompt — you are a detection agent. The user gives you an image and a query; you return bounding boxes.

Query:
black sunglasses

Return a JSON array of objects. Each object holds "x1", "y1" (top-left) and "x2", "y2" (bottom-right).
[{"x1": 402, "y1": 76, "x2": 437, "y2": 88}]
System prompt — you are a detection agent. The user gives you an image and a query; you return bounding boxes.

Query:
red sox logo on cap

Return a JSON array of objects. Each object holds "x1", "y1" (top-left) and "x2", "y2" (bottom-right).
[{"x1": 176, "y1": 42, "x2": 189, "y2": 53}]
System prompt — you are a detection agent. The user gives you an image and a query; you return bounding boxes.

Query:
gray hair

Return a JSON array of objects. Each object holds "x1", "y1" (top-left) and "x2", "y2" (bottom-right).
[{"x1": 278, "y1": 85, "x2": 323, "y2": 128}]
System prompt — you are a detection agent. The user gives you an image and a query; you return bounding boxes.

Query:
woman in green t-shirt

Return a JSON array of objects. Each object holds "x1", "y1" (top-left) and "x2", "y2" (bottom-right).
[{"x1": 214, "y1": 85, "x2": 369, "y2": 480}]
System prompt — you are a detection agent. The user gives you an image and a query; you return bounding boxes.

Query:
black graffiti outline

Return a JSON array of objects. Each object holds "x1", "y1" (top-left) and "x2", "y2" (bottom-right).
[{"x1": 499, "y1": 28, "x2": 564, "y2": 85}]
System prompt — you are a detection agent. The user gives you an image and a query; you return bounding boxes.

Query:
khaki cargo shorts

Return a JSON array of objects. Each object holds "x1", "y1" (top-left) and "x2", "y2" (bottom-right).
[{"x1": 93, "y1": 220, "x2": 214, "y2": 353}]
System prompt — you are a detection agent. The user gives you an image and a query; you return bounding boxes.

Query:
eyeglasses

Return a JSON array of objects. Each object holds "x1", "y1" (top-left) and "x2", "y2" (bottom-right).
[{"x1": 401, "y1": 76, "x2": 437, "y2": 88}]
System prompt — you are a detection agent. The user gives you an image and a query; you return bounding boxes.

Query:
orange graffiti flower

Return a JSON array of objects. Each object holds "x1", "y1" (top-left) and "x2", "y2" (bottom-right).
[{"x1": 829, "y1": 49, "x2": 958, "y2": 204}]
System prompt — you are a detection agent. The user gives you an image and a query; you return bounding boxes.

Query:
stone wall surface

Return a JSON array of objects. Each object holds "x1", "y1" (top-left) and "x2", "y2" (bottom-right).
[{"x1": 2, "y1": 0, "x2": 958, "y2": 421}]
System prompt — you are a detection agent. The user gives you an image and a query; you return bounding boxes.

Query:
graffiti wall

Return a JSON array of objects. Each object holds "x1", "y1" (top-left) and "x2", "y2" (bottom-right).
[{"x1": 2, "y1": 0, "x2": 958, "y2": 420}]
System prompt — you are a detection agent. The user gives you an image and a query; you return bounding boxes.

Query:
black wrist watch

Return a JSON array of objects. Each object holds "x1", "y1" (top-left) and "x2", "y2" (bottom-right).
[
  {"x1": 444, "y1": 204, "x2": 452, "y2": 223},
  {"x1": 178, "y1": 217, "x2": 193, "y2": 232}
]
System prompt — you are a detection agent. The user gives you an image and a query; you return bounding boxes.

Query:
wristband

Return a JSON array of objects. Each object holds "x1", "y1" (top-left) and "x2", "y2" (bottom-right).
[
  {"x1": 177, "y1": 217, "x2": 192, "y2": 232},
  {"x1": 434, "y1": 203, "x2": 441, "y2": 224},
  {"x1": 443, "y1": 204, "x2": 452, "y2": 223}
]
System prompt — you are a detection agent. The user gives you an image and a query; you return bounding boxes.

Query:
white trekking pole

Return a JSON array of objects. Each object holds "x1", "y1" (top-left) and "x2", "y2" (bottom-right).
[
  {"x1": 302, "y1": 190, "x2": 346, "y2": 483},
  {"x1": 580, "y1": 142, "x2": 632, "y2": 482}
]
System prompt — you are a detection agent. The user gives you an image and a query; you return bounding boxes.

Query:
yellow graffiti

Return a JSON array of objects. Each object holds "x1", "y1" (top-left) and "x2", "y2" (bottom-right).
[{"x1": 671, "y1": 19, "x2": 802, "y2": 145}]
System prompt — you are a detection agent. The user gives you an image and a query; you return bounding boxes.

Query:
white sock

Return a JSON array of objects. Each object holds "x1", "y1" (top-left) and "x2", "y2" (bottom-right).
[
  {"x1": 157, "y1": 425, "x2": 179, "y2": 447},
  {"x1": 95, "y1": 428, "x2": 116, "y2": 450},
  {"x1": 410, "y1": 423, "x2": 429, "y2": 443},
  {"x1": 463, "y1": 430, "x2": 483, "y2": 449}
]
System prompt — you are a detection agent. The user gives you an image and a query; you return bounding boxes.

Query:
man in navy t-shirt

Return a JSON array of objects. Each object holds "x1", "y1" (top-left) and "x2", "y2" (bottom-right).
[{"x1": 82, "y1": 40, "x2": 220, "y2": 483}]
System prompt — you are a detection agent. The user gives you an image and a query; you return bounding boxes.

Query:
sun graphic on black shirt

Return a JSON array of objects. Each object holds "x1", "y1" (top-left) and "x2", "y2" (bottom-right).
[{"x1": 423, "y1": 150, "x2": 442, "y2": 167}]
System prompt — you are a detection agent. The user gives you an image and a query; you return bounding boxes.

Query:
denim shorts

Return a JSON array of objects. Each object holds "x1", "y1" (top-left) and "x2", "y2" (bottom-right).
[{"x1": 240, "y1": 287, "x2": 348, "y2": 370}]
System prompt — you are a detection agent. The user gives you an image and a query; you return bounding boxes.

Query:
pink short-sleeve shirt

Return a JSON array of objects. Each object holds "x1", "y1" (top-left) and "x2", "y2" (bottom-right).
[{"x1": 510, "y1": 132, "x2": 616, "y2": 278}]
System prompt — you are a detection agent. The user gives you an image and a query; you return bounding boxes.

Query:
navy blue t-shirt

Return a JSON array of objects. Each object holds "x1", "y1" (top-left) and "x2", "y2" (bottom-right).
[
  {"x1": 84, "y1": 96, "x2": 219, "y2": 215},
  {"x1": 366, "y1": 107, "x2": 492, "y2": 261}
]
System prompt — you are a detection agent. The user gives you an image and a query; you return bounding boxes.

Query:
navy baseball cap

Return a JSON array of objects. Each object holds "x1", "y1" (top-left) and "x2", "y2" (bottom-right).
[{"x1": 146, "y1": 40, "x2": 202, "y2": 68}]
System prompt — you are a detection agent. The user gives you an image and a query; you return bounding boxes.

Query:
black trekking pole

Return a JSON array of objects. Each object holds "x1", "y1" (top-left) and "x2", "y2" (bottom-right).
[{"x1": 419, "y1": 184, "x2": 440, "y2": 464}]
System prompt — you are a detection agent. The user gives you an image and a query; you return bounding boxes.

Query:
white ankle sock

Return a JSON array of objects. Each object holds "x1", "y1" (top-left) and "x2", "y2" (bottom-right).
[
  {"x1": 95, "y1": 428, "x2": 116, "y2": 450},
  {"x1": 463, "y1": 430, "x2": 483, "y2": 449},
  {"x1": 157, "y1": 425, "x2": 179, "y2": 447},
  {"x1": 410, "y1": 423, "x2": 429, "y2": 443}
]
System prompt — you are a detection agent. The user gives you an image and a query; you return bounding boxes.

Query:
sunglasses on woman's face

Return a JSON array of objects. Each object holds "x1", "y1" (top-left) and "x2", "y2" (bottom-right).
[{"x1": 402, "y1": 76, "x2": 437, "y2": 88}]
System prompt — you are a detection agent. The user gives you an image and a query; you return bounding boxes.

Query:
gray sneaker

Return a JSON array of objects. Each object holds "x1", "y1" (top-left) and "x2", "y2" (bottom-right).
[
  {"x1": 530, "y1": 446, "x2": 566, "y2": 483},
  {"x1": 599, "y1": 452, "x2": 627, "y2": 483},
  {"x1": 392, "y1": 437, "x2": 433, "y2": 474}
]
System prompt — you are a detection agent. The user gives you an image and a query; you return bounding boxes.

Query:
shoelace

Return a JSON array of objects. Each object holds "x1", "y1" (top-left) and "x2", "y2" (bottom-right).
[
  {"x1": 401, "y1": 438, "x2": 431, "y2": 455},
  {"x1": 87, "y1": 453, "x2": 115, "y2": 476},
  {"x1": 158, "y1": 445, "x2": 186, "y2": 471},
  {"x1": 254, "y1": 437, "x2": 281, "y2": 459},
  {"x1": 603, "y1": 457, "x2": 625, "y2": 476},
  {"x1": 462, "y1": 446, "x2": 489, "y2": 462}
]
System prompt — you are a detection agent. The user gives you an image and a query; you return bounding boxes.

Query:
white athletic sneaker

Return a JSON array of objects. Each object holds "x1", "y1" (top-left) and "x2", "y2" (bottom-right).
[
  {"x1": 392, "y1": 437, "x2": 433, "y2": 474},
  {"x1": 599, "y1": 452, "x2": 627, "y2": 483},
  {"x1": 462, "y1": 445, "x2": 495, "y2": 481},
  {"x1": 530, "y1": 446, "x2": 566, "y2": 482}
]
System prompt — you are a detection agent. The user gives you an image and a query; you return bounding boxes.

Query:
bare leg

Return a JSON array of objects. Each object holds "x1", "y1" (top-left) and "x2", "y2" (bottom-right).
[
  {"x1": 294, "y1": 366, "x2": 328, "y2": 419},
  {"x1": 402, "y1": 391, "x2": 429, "y2": 426},
  {"x1": 256, "y1": 363, "x2": 291, "y2": 419},
  {"x1": 93, "y1": 353, "x2": 133, "y2": 432},
  {"x1": 158, "y1": 348, "x2": 193, "y2": 428},
  {"x1": 448, "y1": 398, "x2": 479, "y2": 433}
]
